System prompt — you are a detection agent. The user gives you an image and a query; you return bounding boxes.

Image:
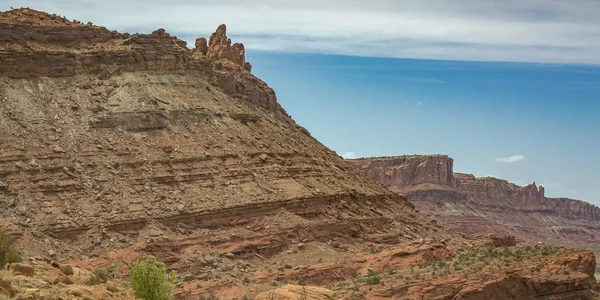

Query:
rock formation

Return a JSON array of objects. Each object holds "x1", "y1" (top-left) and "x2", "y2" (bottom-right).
[
  {"x1": 0, "y1": 8, "x2": 597, "y2": 299},
  {"x1": 350, "y1": 155, "x2": 600, "y2": 249}
]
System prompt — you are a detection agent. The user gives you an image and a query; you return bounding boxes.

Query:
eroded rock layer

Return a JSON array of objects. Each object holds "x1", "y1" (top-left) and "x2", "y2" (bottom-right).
[
  {"x1": 350, "y1": 155, "x2": 600, "y2": 248},
  {"x1": 0, "y1": 9, "x2": 433, "y2": 244}
]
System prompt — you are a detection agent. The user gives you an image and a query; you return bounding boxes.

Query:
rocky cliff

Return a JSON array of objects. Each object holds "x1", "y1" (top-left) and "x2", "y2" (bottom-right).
[
  {"x1": 354, "y1": 155, "x2": 455, "y2": 189},
  {"x1": 350, "y1": 155, "x2": 600, "y2": 248},
  {"x1": 1, "y1": 8, "x2": 438, "y2": 245},
  {"x1": 0, "y1": 9, "x2": 597, "y2": 300}
]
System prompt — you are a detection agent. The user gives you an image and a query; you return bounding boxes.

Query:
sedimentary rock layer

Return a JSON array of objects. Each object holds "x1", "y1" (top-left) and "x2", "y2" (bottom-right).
[{"x1": 350, "y1": 155, "x2": 600, "y2": 247}]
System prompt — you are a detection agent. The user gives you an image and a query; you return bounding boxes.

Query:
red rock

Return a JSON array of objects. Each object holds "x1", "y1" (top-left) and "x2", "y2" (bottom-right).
[
  {"x1": 194, "y1": 37, "x2": 208, "y2": 55},
  {"x1": 349, "y1": 155, "x2": 600, "y2": 247}
]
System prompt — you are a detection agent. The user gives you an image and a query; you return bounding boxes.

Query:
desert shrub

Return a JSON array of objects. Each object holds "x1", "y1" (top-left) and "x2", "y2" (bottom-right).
[
  {"x1": 130, "y1": 255, "x2": 177, "y2": 300},
  {"x1": 366, "y1": 274, "x2": 381, "y2": 285},
  {"x1": 86, "y1": 267, "x2": 109, "y2": 285},
  {"x1": 0, "y1": 228, "x2": 22, "y2": 268},
  {"x1": 363, "y1": 270, "x2": 380, "y2": 284},
  {"x1": 198, "y1": 294, "x2": 219, "y2": 300}
]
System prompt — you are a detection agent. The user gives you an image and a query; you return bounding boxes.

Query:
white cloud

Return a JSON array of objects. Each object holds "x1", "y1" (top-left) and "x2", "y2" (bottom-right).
[
  {"x1": 340, "y1": 152, "x2": 358, "y2": 159},
  {"x1": 7, "y1": 0, "x2": 600, "y2": 64},
  {"x1": 416, "y1": 101, "x2": 422, "y2": 106},
  {"x1": 495, "y1": 155, "x2": 525, "y2": 163}
]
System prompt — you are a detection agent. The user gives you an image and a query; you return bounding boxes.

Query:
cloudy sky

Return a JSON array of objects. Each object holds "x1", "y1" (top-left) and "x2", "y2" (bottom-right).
[
  {"x1": 3, "y1": 1, "x2": 600, "y2": 204},
  {"x1": 7, "y1": 0, "x2": 600, "y2": 64}
]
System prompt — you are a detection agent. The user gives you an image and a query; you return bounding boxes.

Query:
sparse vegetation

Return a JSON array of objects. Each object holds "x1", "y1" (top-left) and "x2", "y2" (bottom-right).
[
  {"x1": 370, "y1": 245, "x2": 382, "y2": 254},
  {"x1": 0, "y1": 228, "x2": 22, "y2": 268},
  {"x1": 130, "y1": 254, "x2": 178, "y2": 300},
  {"x1": 297, "y1": 278, "x2": 306, "y2": 286},
  {"x1": 86, "y1": 267, "x2": 109, "y2": 285},
  {"x1": 198, "y1": 294, "x2": 219, "y2": 300}
]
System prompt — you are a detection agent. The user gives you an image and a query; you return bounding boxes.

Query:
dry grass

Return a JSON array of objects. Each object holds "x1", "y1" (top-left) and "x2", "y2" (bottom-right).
[{"x1": 0, "y1": 269, "x2": 11, "y2": 281}]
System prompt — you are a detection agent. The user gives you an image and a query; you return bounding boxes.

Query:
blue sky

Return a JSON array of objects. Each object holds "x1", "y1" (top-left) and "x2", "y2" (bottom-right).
[
  {"x1": 247, "y1": 52, "x2": 600, "y2": 203},
  {"x1": 4, "y1": 0, "x2": 600, "y2": 204}
]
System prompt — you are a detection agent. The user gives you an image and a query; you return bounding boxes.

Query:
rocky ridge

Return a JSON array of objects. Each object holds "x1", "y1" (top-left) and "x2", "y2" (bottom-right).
[{"x1": 349, "y1": 155, "x2": 600, "y2": 247}]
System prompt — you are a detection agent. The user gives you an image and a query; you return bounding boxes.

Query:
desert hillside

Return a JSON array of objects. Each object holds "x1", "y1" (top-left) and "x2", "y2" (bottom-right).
[{"x1": 0, "y1": 8, "x2": 598, "y2": 300}]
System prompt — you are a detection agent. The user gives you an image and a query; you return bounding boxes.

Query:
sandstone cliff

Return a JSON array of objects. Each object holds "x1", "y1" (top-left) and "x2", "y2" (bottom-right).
[
  {"x1": 1, "y1": 8, "x2": 437, "y2": 245},
  {"x1": 350, "y1": 155, "x2": 600, "y2": 248}
]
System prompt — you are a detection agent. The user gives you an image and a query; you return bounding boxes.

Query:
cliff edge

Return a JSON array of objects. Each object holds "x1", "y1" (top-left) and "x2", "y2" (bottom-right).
[{"x1": 350, "y1": 155, "x2": 600, "y2": 248}]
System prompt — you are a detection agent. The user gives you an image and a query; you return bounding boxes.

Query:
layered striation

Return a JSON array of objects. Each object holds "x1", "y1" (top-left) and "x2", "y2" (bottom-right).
[
  {"x1": 350, "y1": 155, "x2": 600, "y2": 247},
  {"x1": 0, "y1": 8, "x2": 433, "y2": 244}
]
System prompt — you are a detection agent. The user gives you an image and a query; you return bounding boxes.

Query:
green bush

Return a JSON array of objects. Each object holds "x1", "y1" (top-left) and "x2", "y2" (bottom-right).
[
  {"x1": 130, "y1": 255, "x2": 177, "y2": 300},
  {"x1": 0, "y1": 228, "x2": 22, "y2": 268},
  {"x1": 86, "y1": 267, "x2": 109, "y2": 285},
  {"x1": 365, "y1": 273, "x2": 381, "y2": 285},
  {"x1": 198, "y1": 294, "x2": 219, "y2": 300}
]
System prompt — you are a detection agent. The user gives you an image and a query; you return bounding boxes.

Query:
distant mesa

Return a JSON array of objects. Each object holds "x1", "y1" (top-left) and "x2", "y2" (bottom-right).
[{"x1": 349, "y1": 154, "x2": 600, "y2": 247}]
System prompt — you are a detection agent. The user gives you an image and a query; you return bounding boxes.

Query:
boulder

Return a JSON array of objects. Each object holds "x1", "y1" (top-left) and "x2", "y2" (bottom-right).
[
  {"x1": 9, "y1": 263, "x2": 34, "y2": 277},
  {"x1": 60, "y1": 264, "x2": 74, "y2": 276}
]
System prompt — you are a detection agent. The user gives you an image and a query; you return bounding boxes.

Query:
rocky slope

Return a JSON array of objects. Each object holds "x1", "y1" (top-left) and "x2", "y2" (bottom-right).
[
  {"x1": 0, "y1": 8, "x2": 597, "y2": 300},
  {"x1": 0, "y1": 8, "x2": 428, "y2": 242},
  {"x1": 349, "y1": 155, "x2": 600, "y2": 248}
]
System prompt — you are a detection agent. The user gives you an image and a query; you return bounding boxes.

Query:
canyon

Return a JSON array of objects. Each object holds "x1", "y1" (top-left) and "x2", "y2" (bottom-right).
[
  {"x1": 0, "y1": 8, "x2": 598, "y2": 300},
  {"x1": 349, "y1": 155, "x2": 600, "y2": 249}
]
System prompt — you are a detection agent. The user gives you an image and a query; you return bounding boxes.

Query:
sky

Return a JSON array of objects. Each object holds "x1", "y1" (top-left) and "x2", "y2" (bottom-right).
[{"x1": 3, "y1": 1, "x2": 599, "y2": 204}]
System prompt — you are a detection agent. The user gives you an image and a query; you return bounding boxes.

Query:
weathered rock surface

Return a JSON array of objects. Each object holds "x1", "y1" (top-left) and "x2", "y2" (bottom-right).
[
  {"x1": 9, "y1": 263, "x2": 35, "y2": 277},
  {"x1": 254, "y1": 284, "x2": 334, "y2": 300},
  {"x1": 0, "y1": 8, "x2": 429, "y2": 244},
  {"x1": 350, "y1": 155, "x2": 600, "y2": 249}
]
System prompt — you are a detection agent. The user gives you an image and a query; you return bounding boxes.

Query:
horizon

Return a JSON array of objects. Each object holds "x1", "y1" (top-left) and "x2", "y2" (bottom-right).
[{"x1": 2, "y1": 1, "x2": 599, "y2": 205}]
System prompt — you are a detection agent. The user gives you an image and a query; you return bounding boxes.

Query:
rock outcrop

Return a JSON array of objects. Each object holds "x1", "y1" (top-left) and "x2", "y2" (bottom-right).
[
  {"x1": 350, "y1": 155, "x2": 600, "y2": 249},
  {"x1": 0, "y1": 7, "x2": 441, "y2": 261},
  {"x1": 353, "y1": 155, "x2": 455, "y2": 188},
  {"x1": 0, "y1": 9, "x2": 272, "y2": 113}
]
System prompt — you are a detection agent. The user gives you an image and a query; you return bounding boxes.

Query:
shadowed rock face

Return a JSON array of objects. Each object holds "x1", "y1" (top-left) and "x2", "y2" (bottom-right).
[{"x1": 349, "y1": 155, "x2": 600, "y2": 247}]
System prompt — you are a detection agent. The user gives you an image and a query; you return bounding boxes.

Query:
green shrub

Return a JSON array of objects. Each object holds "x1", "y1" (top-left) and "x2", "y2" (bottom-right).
[
  {"x1": 0, "y1": 229, "x2": 22, "y2": 268},
  {"x1": 366, "y1": 274, "x2": 381, "y2": 285},
  {"x1": 130, "y1": 255, "x2": 177, "y2": 300},
  {"x1": 86, "y1": 267, "x2": 109, "y2": 285},
  {"x1": 198, "y1": 294, "x2": 219, "y2": 300}
]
